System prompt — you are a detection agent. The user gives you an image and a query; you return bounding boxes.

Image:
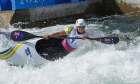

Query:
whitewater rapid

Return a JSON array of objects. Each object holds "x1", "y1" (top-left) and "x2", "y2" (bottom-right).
[{"x1": 0, "y1": 14, "x2": 140, "y2": 84}]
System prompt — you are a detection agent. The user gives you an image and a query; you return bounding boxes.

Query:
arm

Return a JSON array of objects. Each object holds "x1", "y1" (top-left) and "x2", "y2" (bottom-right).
[{"x1": 43, "y1": 30, "x2": 66, "y2": 39}]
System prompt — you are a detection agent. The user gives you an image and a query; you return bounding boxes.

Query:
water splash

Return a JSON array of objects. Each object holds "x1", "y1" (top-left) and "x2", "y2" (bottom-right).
[{"x1": 0, "y1": 14, "x2": 140, "y2": 84}]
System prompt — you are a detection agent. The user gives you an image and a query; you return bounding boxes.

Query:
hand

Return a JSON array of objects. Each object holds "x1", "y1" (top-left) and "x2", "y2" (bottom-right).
[
  {"x1": 43, "y1": 34, "x2": 49, "y2": 40},
  {"x1": 82, "y1": 36, "x2": 87, "y2": 40}
]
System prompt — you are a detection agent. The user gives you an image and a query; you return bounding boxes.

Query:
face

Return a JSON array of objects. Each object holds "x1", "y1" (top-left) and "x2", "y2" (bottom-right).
[{"x1": 77, "y1": 26, "x2": 85, "y2": 33}]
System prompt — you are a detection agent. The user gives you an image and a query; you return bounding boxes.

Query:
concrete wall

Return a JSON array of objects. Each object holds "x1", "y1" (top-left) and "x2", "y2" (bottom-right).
[
  {"x1": 115, "y1": 0, "x2": 140, "y2": 14},
  {"x1": 0, "y1": 10, "x2": 14, "y2": 28},
  {"x1": 0, "y1": 0, "x2": 140, "y2": 28},
  {"x1": 10, "y1": 0, "x2": 101, "y2": 28}
]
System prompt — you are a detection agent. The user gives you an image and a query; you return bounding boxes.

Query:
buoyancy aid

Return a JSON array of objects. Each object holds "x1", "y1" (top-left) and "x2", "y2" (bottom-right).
[{"x1": 62, "y1": 27, "x2": 88, "y2": 52}]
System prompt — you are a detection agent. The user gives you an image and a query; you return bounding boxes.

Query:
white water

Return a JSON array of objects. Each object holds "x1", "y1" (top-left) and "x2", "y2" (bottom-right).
[{"x1": 1, "y1": 21, "x2": 140, "y2": 84}]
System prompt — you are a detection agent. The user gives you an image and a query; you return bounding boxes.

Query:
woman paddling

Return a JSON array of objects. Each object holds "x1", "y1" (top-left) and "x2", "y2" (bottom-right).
[{"x1": 43, "y1": 19, "x2": 89, "y2": 60}]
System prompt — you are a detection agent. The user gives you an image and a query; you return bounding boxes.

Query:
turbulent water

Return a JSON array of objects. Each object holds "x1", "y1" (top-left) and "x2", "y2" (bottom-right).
[{"x1": 1, "y1": 13, "x2": 140, "y2": 84}]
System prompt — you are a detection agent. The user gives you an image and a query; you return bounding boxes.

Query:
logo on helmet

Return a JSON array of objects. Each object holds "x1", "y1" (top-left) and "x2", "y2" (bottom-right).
[{"x1": 76, "y1": 19, "x2": 86, "y2": 26}]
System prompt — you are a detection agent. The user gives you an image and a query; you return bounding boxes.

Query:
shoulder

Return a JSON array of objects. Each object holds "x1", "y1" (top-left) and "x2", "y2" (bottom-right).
[{"x1": 65, "y1": 27, "x2": 74, "y2": 35}]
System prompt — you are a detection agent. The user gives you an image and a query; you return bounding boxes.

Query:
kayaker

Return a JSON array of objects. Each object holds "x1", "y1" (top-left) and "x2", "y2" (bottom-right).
[{"x1": 43, "y1": 19, "x2": 88, "y2": 53}]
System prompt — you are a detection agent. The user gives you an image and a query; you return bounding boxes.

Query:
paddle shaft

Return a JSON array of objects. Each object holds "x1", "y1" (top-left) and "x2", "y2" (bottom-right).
[
  {"x1": 34, "y1": 36, "x2": 97, "y2": 41},
  {"x1": 48, "y1": 36, "x2": 104, "y2": 41},
  {"x1": 33, "y1": 36, "x2": 85, "y2": 39},
  {"x1": 39, "y1": 36, "x2": 117, "y2": 44}
]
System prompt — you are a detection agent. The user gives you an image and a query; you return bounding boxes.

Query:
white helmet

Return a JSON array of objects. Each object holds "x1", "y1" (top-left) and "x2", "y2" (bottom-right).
[{"x1": 76, "y1": 19, "x2": 86, "y2": 26}]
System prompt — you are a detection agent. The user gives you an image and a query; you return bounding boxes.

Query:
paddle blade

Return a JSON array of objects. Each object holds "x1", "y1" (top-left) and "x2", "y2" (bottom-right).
[
  {"x1": 100, "y1": 37, "x2": 119, "y2": 44},
  {"x1": 11, "y1": 30, "x2": 41, "y2": 41},
  {"x1": 88, "y1": 37, "x2": 119, "y2": 44}
]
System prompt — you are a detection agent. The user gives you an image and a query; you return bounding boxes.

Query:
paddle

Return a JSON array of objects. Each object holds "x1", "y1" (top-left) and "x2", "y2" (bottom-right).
[{"x1": 10, "y1": 30, "x2": 119, "y2": 44}]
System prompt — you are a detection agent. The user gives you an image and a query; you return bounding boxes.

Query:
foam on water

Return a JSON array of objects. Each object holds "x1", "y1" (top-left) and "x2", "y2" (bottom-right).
[
  {"x1": 0, "y1": 14, "x2": 140, "y2": 84},
  {"x1": 0, "y1": 28, "x2": 15, "y2": 51},
  {"x1": 0, "y1": 41, "x2": 140, "y2": 84}
]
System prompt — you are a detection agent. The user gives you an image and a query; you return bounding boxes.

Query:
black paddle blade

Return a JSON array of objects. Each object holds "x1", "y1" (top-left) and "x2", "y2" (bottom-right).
[
  {"x1": 11, "y1": 30, "x2": 40, "y2": 41},
  {"x1": 88, "y1": 37, "x2": 119, "y2": 44},
  {"x1": 100, "y1": 37, "x2": 119, "y2": 44}
]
